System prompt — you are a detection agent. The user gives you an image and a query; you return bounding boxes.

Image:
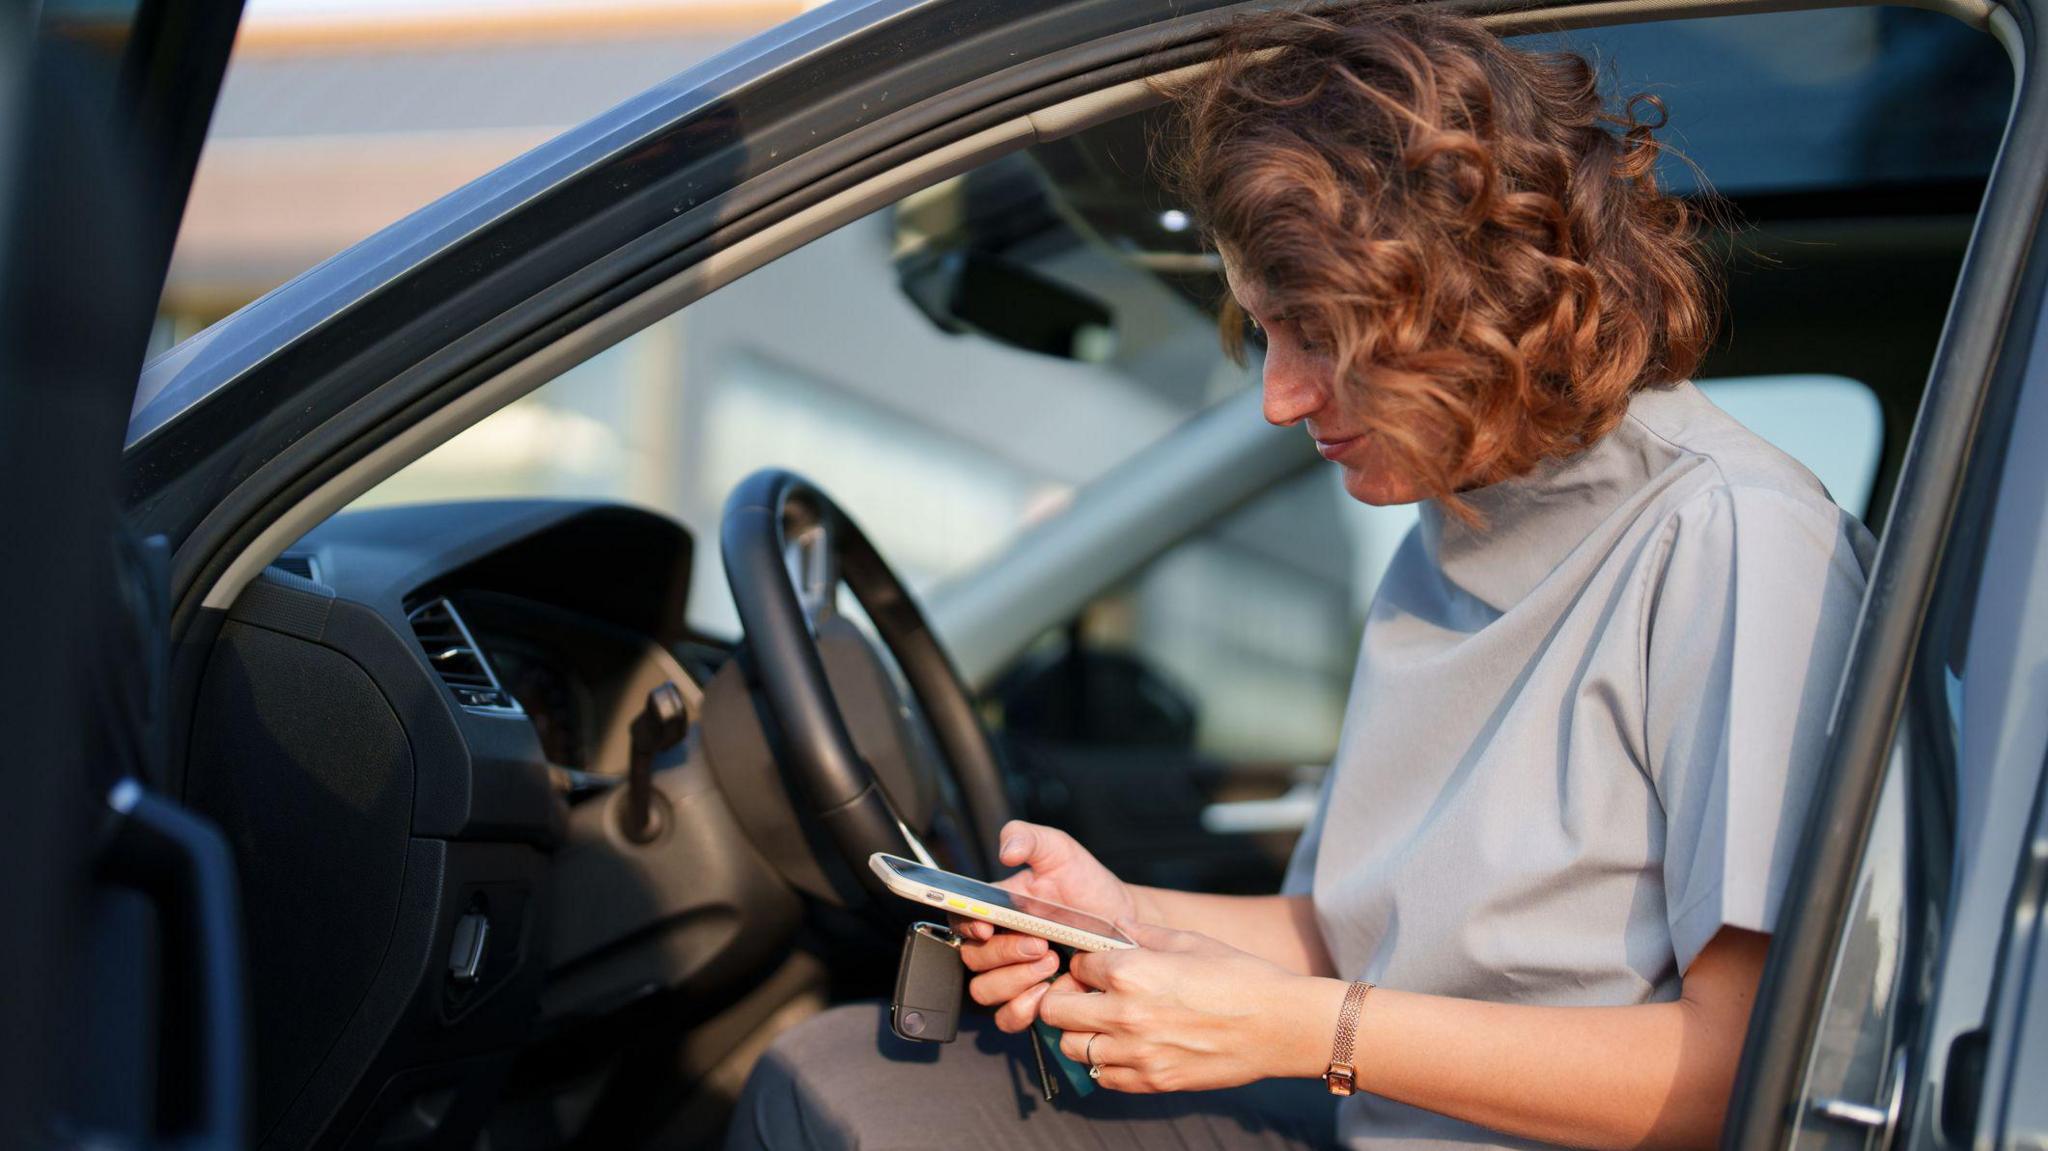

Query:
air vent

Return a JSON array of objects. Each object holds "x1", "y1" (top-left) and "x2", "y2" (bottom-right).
[
  {"x1": 407, "y1": 598, "x2": 522, "y2": 714},
  {"x1": 269, "y1": 553, "x2": 319, "y2": 581}
]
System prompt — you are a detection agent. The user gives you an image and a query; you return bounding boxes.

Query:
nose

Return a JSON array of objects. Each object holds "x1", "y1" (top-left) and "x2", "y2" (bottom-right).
[{"x1": 1261, "y1": 352, "x2": 1327, "y2": 428}]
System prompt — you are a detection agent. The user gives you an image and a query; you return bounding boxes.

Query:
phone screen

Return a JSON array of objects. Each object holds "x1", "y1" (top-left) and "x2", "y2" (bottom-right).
[{"x1": 882, "y1": 857, "x2": 1134, "y2": 945}]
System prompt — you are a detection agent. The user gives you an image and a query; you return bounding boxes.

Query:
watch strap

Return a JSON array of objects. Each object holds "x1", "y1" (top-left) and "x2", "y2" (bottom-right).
[{"x1": 1324, "y1": 980, "x2": 1374, "y2": 1096}]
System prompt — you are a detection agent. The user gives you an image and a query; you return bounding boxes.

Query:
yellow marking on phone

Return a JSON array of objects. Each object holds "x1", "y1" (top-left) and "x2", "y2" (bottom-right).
[
  {"x1": 945, "y1": 896, "x2": 969, "y2": 910},
  {"x1": 969, "y1": 903, "x2": 991, "y2": 916}
]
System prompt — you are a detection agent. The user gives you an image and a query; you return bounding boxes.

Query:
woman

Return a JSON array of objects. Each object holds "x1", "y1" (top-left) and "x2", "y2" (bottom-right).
[{"x1": 727, "y1": 5, "x2": 1874, "y2": 1149}]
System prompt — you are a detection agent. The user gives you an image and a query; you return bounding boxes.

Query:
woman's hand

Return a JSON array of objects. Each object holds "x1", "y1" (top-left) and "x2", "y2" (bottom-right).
[
  {"x1": 954, "y1": 820, "x2": 1149, "y2": 1031},
  {"x1": 1036, "y1": 921, "x2": 1347, "y2": 1093}
]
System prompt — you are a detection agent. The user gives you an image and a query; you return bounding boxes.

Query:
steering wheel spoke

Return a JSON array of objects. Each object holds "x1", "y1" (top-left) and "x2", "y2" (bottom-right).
[{"x1": 781, "y1": 507, "x2": 840, "y2": 629}]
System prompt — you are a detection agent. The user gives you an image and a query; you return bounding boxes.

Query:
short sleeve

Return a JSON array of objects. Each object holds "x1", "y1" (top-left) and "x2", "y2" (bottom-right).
[{"x1": 1644, "y1": 485, "x2": 1872, "y2": 973}]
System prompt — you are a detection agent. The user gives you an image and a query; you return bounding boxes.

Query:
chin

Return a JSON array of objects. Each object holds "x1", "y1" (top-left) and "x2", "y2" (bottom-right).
[{"x1": 1339, "y1": 463, "x2": 1423, "y2": 507}]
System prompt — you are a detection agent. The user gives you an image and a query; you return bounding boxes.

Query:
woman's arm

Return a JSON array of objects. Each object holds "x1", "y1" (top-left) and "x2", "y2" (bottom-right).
[
  {"x1": 1039, "y1": 924, "x2": 1768, "y2": 1151},
  {"x1": 956, "y1": 822, "x2": 1338, "y2": 1028},
  {"x1": 1133, "y1": 887, "x2": 1336, "y2": 977}
]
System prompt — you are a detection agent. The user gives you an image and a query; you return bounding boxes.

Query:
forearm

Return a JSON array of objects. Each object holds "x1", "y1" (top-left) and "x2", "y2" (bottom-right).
[
  {"x1": 1260, "y1": 930, "x2": 1764, "y2": 1151},
  {"x1": 1266, "y1": 986, "x2": 1736, "y2": 1150},
  {"x1": 1131, "y1": 888, "x2": 1335, "y2": 977}
]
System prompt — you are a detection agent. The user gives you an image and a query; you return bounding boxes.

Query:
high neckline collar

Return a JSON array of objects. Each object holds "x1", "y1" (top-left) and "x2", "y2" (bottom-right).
[{"x1": 1418, "y1": 382, "x2": 1698, "y2": 611}]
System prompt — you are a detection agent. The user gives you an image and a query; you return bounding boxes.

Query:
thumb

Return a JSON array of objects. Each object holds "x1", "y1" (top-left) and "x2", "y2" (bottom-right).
[
  {"x1": 998, "y1": 820, "x2": 1074, "y2": 871},
  {"x1": 1119, "y1": 919, "x2": 1198, "y2": 952}
]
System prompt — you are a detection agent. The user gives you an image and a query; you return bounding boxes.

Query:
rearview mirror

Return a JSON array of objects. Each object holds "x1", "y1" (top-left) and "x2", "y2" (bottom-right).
[{"x1": 898, "y1": 250, "x2": 1116, "y2": 362}]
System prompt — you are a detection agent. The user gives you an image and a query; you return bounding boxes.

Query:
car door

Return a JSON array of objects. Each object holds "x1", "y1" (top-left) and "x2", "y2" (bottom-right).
[
  {"x1": 1724, "y1": 5, "x2": 2048, "y2": 1146},
  {"x1": 0, "y1": 2, "x2": 249, "y2": 1147}
]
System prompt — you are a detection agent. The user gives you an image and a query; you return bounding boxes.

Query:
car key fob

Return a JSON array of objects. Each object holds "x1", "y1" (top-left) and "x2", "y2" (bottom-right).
[{"x1": 891, "y1": 922, "x2": 964, "y2": 1043}]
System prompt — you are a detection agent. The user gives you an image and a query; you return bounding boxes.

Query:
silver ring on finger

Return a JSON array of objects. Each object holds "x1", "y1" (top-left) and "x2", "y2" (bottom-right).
[{"x1": 1085, "y1": 1033, "x2": 1103, "y2": 1079}]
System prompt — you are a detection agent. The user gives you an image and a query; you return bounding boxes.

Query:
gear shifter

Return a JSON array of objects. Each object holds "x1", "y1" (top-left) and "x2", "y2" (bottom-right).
[{"x1": 622, "y1": 681, "x2": 689, "y2": 843}]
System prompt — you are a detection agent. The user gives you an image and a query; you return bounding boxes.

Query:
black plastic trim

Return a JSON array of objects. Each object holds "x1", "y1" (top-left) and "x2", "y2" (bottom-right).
[
  {"x1": 97, "y1": 780, "x2": 249, "y2": 1151},
  {"x1": 221, "y1": 575, "x2": 562, "y2": 847}
]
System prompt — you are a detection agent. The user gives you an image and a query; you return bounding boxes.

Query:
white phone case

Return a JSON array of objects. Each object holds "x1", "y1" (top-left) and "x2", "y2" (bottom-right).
[{"x1": 869, "y1": 853, "x2": 1136, "y2": 952}]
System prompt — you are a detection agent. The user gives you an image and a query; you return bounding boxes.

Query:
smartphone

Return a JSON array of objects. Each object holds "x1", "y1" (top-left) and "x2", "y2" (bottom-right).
[{"x1": 868, "y1": 853, "x2": 1138, "y2": 951}]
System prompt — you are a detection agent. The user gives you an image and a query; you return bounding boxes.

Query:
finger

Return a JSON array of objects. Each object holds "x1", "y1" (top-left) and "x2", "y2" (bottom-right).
[
  {"x1": 946, "y1": 913, "x2": 995, "y2": 942},
  {"x1": 997, "y1": 820, "x2": 1081, "y2": 873},
  {"x1": 1047, "y1": 971, "x2": 1087, "y2": 995},
  {"x1": 1058, "y1": 1029, "x2": 1086, "y2": 1063},
  {"x1": 1091, "y1": 1065, "x2": 1155, "y2": 1094},
  {"x1": 1118, "y1": 920, "x2": 1198, "y2": 952},
  {"x1": 992, "y1": 979, "x2": 1052, "y2": 1033},
  {"x1": 996, "y1": 820, "x2": 1045, "y2": 869},
  {"x1": 1057, "y1": 1029, "x2": 1117, "y2": 1066},
  {"x1": 1038, "y1": 988, "x2": 1117, "y2": 1034},
  {"x1": 966, "y1": 953, "x2": 1059, "y2": 1006},
  {"x1": 957, "y1": 931, "x2": 1050, "y2": 973},
  {"x1": 946, "y1": 915, "x2": 995, "y2": 942},
  {"x1": 1069, "y1": 948, "x2": 1132, "y2": 990}
]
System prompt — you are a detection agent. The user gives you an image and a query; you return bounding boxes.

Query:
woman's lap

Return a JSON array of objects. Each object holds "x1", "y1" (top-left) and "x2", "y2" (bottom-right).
[{"x1": 724, "y1": 1001, "x2": 1338, "y2": 1151}]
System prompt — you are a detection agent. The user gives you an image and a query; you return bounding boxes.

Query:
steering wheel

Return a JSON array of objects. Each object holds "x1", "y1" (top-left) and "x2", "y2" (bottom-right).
[{"x1": 719, "y1": 468, "x2": 1011, "y2": 898}]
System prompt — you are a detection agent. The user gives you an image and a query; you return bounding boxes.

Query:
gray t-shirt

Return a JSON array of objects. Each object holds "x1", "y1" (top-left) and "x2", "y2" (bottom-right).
[{"x1": 1283, "y1": 380, "x2": 1875, "y2": 1150}]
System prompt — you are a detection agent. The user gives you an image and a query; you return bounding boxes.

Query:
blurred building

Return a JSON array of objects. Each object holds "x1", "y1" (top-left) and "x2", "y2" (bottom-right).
[{"x1": 161, "y1": 1, "x2": 792, "y2": 343}]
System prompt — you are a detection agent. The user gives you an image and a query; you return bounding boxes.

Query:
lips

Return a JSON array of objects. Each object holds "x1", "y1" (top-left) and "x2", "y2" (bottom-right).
[{"x1": 1313, "y1": 432, "x2": 1363, "y2": 461}]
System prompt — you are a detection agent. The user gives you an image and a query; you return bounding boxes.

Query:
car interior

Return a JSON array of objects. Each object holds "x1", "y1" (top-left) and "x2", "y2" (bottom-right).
[{"x1": 144, "y1": 4, "x2": 2018, "y2": 1148}]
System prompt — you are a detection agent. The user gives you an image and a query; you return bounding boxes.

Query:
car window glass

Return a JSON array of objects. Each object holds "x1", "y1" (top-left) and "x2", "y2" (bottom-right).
[
  {"x1": 1788, "y1": 759, "x2": 1909, "y2": 1150},
  {"x1": 153, "y1": 3, "x2": 784, "y2": 359},
  {"x1": 991, "y1": 467, "x2": 1379, "y2": 893},
  {"x1": 1517, "y1": 7, "x2": 2007, "y2": 196},
  {"x1": 355, "y1": 178, "x2": 1262, "y2": 637}
]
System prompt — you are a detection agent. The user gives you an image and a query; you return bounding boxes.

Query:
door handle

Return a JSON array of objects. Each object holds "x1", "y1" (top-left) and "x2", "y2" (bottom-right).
[
  {"x1": 1808, "y1": 1045, "x2": 1907, "y2": 1151},
  {"x1": 98, "y1": 778, "x2": 248, "y2": 1150}
]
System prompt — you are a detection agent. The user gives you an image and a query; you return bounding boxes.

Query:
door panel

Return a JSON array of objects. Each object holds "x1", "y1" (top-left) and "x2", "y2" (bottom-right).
[{"x1": 0, "y1": 2, "x2": 248, "y2": 1147}]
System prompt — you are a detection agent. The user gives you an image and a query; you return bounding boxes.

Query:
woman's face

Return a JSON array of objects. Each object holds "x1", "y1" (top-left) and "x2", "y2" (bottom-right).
[{"x1": 1219, "y1": 248, "x2": 1424, "y2": 507}]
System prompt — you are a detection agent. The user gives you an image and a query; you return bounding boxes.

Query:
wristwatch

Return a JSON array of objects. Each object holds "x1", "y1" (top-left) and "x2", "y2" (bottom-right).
[{"x1": 1323, "y1": 981, "x2": 1374, "y2": 1096}]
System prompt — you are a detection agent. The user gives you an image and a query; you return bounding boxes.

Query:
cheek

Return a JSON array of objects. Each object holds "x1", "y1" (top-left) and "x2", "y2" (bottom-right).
[{"x1": 1338, "y1": 436, "x2": 1426, "y2": 506}]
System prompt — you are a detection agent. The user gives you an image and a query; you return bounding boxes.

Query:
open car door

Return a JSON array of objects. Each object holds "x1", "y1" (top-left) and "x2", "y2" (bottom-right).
[{"x1": 0, "y1": 2, "x2": 248, "y2": 1147}]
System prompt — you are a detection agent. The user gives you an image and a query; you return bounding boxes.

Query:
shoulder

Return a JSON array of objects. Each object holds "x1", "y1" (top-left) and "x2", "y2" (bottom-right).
[
  {"x1": 1627, "y1": 381, "x2": 1839, "y2": 510},
  {"x1": 1622, "y1": 381, "x2": 1874, "y2": 570}
]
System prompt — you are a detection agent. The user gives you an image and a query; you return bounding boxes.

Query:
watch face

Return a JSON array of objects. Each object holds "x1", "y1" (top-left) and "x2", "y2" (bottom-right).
[{"x1": 1325, "y1": 1067, "x2": 1356, "y2": 1097}]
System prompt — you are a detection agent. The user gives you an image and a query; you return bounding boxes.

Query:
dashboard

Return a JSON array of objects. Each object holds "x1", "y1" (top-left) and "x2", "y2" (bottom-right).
[{"x1": 180, "y1": 501, "x2": 802, "y2": 1151}]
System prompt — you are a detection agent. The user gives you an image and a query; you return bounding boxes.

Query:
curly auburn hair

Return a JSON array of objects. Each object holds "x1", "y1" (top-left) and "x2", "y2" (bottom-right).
[{"x1": 1155, "y1": 5, "x2": 1719, "y2": 518}]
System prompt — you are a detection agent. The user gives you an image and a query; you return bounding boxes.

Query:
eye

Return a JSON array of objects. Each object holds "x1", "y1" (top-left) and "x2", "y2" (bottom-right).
[
  {"x1": 1242, "y1": 312, "x2": 1269, "y2": 352},
  {"x1": 1270, "y1": 311, "x2": 1326, "y2": 355}
]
